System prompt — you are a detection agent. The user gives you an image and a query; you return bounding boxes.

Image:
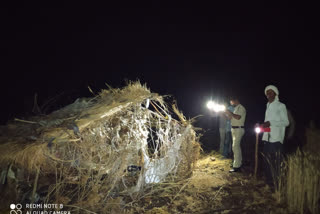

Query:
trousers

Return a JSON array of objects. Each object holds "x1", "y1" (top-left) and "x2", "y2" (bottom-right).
[
  {"x1": 223, "y1": 131, "x2": 232, "y2": 157},
  {"x1": 262, "y1": 141, "x2": 283, "y2": 187},
  {"x1": 231, "y1": 128, "x2": 245, "y2": 168},
  {"x1": 219, "y1": 128, "x2": 226, "y2": 154}
]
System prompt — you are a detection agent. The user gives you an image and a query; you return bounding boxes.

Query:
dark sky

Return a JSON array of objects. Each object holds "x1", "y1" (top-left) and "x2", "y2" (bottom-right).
[{"x1": 1, "y1": 1, "x2": 319, "y2": 127}]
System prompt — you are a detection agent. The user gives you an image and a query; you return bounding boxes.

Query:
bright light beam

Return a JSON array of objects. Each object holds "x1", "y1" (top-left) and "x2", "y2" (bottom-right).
[
  {"x1": 207, "y1": 101, "x2": 215, "y2": 110},
  {"x1": 207, "y1": 101, "x2": 226, "y2": 112},
  {"x1": 255, "y1": 127, "x2": 261, "y2": 133},
  {"x1": 213, "y1": 104, "x2": 226, "y2": 112}
]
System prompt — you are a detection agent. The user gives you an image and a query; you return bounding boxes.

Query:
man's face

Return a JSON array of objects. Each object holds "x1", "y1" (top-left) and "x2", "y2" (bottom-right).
[{"x1": 266, "y1": 89, "x2": 276, "y2": 102}]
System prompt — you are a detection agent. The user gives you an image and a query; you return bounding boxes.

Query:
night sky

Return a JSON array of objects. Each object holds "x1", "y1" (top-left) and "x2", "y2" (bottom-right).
[{"x1": 1, "y1": 1, "x2": 319, "y2": 130}]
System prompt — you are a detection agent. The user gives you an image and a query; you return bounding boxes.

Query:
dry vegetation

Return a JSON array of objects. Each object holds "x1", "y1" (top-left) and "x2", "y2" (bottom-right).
[
  {"x1": 274, "y1": 126, "x2": 320, "y2": 214},
  {"x1": 0, "y1": 82, "x2": 200, "y2": 213}
]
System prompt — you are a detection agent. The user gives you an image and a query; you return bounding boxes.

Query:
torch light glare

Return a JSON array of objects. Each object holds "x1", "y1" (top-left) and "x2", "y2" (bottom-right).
[
  {"x1": 207, "y1": 101, "x2": 226, "y2": 112},
  {"x1": 207, "y1": 101, "x2": 215, "y2": 110},
  {"x1": 255, "y1": 127, "x2": 261, "y2": 133},
  {"x1": 213, "y1": 104, "x2": 225, "y2": 112}
]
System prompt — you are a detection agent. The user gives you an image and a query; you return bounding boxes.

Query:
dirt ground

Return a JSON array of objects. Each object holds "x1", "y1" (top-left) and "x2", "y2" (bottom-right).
[
  {"x1": 134, "y1": 152, "x2": 292, "y2": 214},
  {"x1": 0, "y1": 153, "x2": 294, "y2": 214}
]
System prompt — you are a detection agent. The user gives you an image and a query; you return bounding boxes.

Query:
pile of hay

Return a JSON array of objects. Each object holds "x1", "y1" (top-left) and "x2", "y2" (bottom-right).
[{"x1": 0, "y1": 82, "x2": 200, "y2": 213}]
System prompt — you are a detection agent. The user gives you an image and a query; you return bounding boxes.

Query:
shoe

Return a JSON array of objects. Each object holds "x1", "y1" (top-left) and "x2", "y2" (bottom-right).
[{"x1": 229, "y1": 167, "x2": 241, "y2": 173}]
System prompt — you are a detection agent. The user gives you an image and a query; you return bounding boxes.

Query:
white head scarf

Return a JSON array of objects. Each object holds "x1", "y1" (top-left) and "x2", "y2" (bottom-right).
[{"x1": 264, "y1": 85, "x2": 279, "y2": 101}]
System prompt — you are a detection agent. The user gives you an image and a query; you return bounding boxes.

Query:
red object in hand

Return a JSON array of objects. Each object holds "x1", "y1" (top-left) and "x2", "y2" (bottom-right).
[
  {"x1": 255, "y1": 126, "x2": 271, "y2": 133},
  {"x1": 260, "y1": 127, "x2": 271, "y2": 132}
]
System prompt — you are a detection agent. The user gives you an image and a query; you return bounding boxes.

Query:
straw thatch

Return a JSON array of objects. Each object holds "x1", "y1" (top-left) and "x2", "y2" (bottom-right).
[{"x1": 0, "y1": 82, "x2": 200, "y2": 213}]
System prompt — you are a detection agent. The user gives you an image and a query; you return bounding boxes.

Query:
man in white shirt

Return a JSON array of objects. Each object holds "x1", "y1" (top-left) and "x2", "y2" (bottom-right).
[
  {"x1": 260, "y1": 85, "x2": 289, "y2": 187},
  {"x1": 225, "y1": 96, "x2": 246, "y2": 172}
]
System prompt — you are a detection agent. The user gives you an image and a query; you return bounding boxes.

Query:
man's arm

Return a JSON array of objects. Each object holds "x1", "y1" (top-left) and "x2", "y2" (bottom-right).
[
  {"x1": 225, "y1": 109, "x2": 241, "y2": 120},
  {"x1": 223, "y1": 111, "x2": 232, "y2": 120}
]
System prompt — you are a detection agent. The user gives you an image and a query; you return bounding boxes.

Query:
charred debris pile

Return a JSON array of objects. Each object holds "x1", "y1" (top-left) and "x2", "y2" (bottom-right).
[{"x1": 0, "y1": 82, "x2": 200, "y2": 213}]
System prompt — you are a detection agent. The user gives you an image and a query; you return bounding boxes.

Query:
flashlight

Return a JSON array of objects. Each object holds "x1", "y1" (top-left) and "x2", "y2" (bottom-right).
[
  {"x1": 255, "y1": 126, "x2": 271, "y2": 133},
  {"x1": 214, "y1": 104, "x2": 226, "y2": 112},
  {"x1": 207, "y1": 101, "x2": 226, "y2": 112},
  {"x1": 255, "y1": 127, "x2": 261, "y2": 133},
  {"x1": 207, "y1": 101, "x2": 215, "y2": 110}
]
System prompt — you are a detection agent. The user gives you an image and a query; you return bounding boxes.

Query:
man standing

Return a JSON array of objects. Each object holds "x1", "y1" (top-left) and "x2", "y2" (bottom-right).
[
  {"x1": 225, "y1": 96, "x2": 246, "y2": 172},
  {"x1": 223, "y1": 104, "x2": 234, "y2": 158},
  {"x1": 260, "y1": 85, "x2": 289, "y2": 187},
  {"x1": 219, "y1": 109, "x2": 227, "y2": 154}
]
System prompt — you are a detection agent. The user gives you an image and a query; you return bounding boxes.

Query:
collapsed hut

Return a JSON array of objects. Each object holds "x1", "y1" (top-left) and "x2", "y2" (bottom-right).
[{"x1": 0, "y1": 82, "x2": 200, "y2": 213}]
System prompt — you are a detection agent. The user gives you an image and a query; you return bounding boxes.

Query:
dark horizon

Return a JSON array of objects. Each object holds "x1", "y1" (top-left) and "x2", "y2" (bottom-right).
[
  {"x1": 1, "y1": 71, "x2": 318, "y2": 127},
  {"x1": 1, "y1": 2, "x2": 319, "y2": 128}
]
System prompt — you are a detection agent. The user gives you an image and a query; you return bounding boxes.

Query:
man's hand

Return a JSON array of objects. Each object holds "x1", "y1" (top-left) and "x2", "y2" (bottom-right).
[
  {"x1": 224, "y1": 110, "x2": 232, "y2": 119},
  {"x1": 224, "y1": 110, "x2": 241, "y2": 120},
  {"x1": 261, "y1": 121, "x2": 270, "y2": 128}
]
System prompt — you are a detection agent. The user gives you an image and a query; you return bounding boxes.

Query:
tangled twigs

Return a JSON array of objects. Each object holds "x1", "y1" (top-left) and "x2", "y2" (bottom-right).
[
  {"x1": 170, "y1": 178, "x2": 192, "y2": 203},
  {"x1": 211, "y1": 186, "x2": 223, "y2": 202}
]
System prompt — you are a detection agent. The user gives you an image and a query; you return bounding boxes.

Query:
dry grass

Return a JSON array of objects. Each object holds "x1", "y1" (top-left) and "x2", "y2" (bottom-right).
[
  {"x1": 274, "y1": 127, "x2": 320, "y2": 214},
  {"x1": 286, "y1": 150, "x2": 320, "y2": 214},
  {"x1": 0, "y1": 82, "x2": 200, "y2": 213}
]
